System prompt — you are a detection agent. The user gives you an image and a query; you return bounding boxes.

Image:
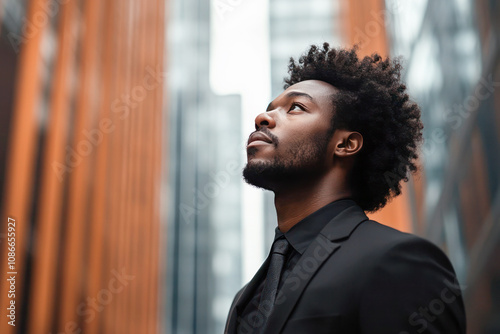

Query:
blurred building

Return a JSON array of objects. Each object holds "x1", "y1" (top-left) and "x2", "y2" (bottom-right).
[
  {"x1": 166, "y1": 0, "x2": 244, "y2": 333},
  {"x1": 0, "y1": 0, "x2": 165, "y2": 333},
  {"x1": 386, "y1": 0, "x2": 500, "y2": 332}
]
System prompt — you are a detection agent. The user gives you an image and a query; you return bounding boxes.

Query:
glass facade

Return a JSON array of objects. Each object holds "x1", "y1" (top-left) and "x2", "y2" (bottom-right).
[
  {"x1": 166, "y1": 0, "x2": 243, "y2": 333},
  {"x1": 387, "y1": 1, "x2": 500, "y2": 332}
]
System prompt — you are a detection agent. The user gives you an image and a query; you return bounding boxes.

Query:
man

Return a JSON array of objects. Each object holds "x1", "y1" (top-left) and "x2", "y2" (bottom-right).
[{"x1": 224, "y1": 44, "x2": 466, "y2": 334}]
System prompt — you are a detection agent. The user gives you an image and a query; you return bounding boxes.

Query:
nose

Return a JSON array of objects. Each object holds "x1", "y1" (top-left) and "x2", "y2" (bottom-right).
[{"x1": 254, "y1": 112, "x2": 276, "y2": 131}]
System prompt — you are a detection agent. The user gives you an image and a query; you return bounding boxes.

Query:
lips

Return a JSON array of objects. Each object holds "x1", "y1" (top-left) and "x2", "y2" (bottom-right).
[{"x1": 247, "y1": 131, "x2": 273, "y2": 146}]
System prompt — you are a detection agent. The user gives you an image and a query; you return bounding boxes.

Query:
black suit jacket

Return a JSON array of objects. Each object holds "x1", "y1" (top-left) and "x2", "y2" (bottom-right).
[{"x1": 225, "y1": 205, "x2": 466, "y2": 333}]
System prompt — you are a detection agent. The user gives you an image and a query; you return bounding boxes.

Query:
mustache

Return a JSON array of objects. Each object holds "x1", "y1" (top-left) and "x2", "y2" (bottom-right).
[{"x1": 253, "y1": 128, "x2": 279, "y2": 146}]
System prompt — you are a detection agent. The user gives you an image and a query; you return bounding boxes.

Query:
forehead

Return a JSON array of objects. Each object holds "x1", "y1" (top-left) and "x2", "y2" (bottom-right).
[{"x1": 279, "y1": 80, "x2": 337, "y2": 102}]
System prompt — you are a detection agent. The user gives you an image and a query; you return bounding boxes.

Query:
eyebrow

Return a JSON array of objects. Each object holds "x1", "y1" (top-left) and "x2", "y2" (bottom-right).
[{"x1": 266, "y1": 91, "x2": 315, "y2": 111}]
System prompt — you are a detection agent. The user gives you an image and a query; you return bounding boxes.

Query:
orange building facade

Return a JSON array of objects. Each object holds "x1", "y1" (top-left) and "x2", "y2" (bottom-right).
[{"x1": 0, "y1": 1, "x2": 165, "y2": 333}]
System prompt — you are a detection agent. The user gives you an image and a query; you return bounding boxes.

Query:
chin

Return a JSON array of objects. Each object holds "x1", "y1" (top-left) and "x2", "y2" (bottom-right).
[{"x1": 242, "y1": 161, "x2": 277, "y2": 191}]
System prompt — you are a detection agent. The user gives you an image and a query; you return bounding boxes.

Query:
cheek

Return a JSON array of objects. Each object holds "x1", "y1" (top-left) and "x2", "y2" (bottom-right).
[
  {"x1": 277, "y1": 134, "x2": 315, "y2": 158},
  {"x1": 275, "y1": 115, "x2": 331, "y2": 150},
  {"x1": 279, "y1": 128, "x2": 327, "y2": 148}
]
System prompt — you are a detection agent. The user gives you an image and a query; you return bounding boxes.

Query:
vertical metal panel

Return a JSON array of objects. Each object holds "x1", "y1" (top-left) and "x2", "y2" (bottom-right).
[
  {"x1": 109, "y1": 0, "x2": 130, "y2": 332},
  {"x1": 82, "y1": 0, "x2": 116, "y2": 332},
  {"x1": 411, "y1": 167, "x2": 427, "y2": 234},
  {"x1": 0, "y1": 0, "x2": 165, "y2": 331},
  {"x1": 343, "y1": 0, "x2": 389, "y2": 57},
  {"x1": 136, "y1": 0, "x2": 151, "y2": 331},
  {"x1": 103, "y1": 0, "x2": 127, "y2": 331},
  {"x1": 149, "y1": 0, "x2": 165, "y2": 332},
  {"x1": 56, "y1": 0, "x2": 102, "y2": 331},
  {"x1": 125, "y1": 1, "x2": 142, "y2": 332},
  {"x1": 0, "y1": 1, "x2": 50, "y2": 334},
  {"x1": 117, "y1": 1, "x2": 133, "y2": 332},
  {"x1": 153, "y1": 0, "x2": 165, "y2": 331},
  {"x1": 26, "y1": 1, "x2": 77, "y2": 333}
]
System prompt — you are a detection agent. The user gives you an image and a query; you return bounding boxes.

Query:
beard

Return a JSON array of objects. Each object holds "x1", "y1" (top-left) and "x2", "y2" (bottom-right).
[{"x1": 243, "y1": 131, "x2": 331, "y2": 191}]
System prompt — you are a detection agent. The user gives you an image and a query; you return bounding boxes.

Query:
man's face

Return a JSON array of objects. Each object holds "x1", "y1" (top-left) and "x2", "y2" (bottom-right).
[{"x1": 243, "y1": 80, "x2": 338, "y2": 190}]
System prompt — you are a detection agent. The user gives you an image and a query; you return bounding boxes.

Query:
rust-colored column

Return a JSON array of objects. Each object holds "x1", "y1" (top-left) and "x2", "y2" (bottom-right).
[
  {"x1": 368, "y1": 185, "x2": 413, "y2": 233},
  {"x1": 342, "y1": 0, "x2": 389, "y2": 57},
  {"x1": 110, "y1": 0, "x2": 133, "y2": 332},
  {"x1": 137, "y1": 0, "x2": 152, "y2": 330},
  {"x1": 56, "y1": 0, "x2": 102, "y2": 331},
  {"x1": 124, "y1": 0, "x2": 143, "y2": 332},
  {"x1": 412, "y1": 167, "x2": 427, "y2": 234},
  {"x1": 1, "y1": 0, "x2": 165, "y2": 332},
  {"x1": 82, "y1": 0, "x2": 117, "y2": 332},
  {"x1": 149, "y1": 0, "x2": 166, "y2": 332},
  {"x1": 0, "y1": 1, "x2": 50, "y2": 333},
  {"x1": 26, "y1": 1, "x2": 77, "y2": 333},
  {"x1": 102, "y1": 0, "x2": 127, "y2": 331},
  {"x1": 141, "y1": 0, "x2": 165, "y2": 331}
]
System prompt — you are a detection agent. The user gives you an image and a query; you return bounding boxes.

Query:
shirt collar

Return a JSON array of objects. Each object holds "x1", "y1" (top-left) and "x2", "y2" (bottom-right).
[{"x1": 273, "y1": 198, "x2": 357, "y2": 255}]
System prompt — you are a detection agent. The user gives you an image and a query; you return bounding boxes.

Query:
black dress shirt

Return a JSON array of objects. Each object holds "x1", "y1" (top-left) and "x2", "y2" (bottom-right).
[{"x1": 236, "y1": 198, "x2": 357, "y2": 333}]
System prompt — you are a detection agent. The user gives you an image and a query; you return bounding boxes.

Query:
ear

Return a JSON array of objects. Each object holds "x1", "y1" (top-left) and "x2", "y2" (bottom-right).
[{"x1": 333, "y1": 130, "x2": 363, "y2": 157}]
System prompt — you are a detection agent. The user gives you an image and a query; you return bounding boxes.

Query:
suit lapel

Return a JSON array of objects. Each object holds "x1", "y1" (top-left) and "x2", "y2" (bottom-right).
[
  {"x1": 264, "y1": 205, "x2": 368, "y2": 333},
  {"x1": 263, "y1": 235, "x2": 341, "y2": 333},
  {"x1": 225, "y1": 255, "x2": 272, "y2": 333}
]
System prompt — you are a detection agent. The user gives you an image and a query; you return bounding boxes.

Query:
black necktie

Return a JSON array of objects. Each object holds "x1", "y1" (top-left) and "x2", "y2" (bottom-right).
[{"x1": 258, "y1": 237, "x2": 290, "y2": 323}]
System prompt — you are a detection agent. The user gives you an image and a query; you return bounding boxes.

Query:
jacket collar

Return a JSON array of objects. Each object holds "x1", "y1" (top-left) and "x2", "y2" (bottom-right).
[
  {"x1": 263, "y1": 204, "x2": 368, "y2": 333},
  {"x1": 319, "y1": 204, "x2": 369, "y2": 241},
  {"x1": 277, "y1": 199, "x2": 358, "y2": 255}
]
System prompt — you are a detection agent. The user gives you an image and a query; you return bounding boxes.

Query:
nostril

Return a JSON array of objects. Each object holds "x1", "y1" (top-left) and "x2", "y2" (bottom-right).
[
  {"x1": 255, "y1": 120, "x2": 269, "y2": 130},
  {"x1": 255, "y1": 112, "x2": 273, "y2": 130}
]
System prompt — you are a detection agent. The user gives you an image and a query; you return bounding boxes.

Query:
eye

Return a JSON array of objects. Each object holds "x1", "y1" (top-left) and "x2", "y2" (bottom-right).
[{"x1": 288, "y1": 103, "x2": 305, "y2": 113}]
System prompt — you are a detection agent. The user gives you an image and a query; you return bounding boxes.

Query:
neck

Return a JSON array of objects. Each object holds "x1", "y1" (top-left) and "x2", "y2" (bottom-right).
[{"x1": 273, "y1": 173, "x2": 352, "y2": 232}]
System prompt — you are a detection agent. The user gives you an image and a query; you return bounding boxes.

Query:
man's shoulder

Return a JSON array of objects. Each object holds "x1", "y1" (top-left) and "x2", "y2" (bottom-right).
[
  {"x1": 317, "y1": 218, "x2": 461, "y2": 308},
  {"x1": 353, "y1": 219, "x2": 438, "y2": 249},
  {"x1": 340, "y1": 218, "x2": 453, "y2": 269},
  {"x1": 318, "y1": 203, "x2": 449, "y2": 265}
]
